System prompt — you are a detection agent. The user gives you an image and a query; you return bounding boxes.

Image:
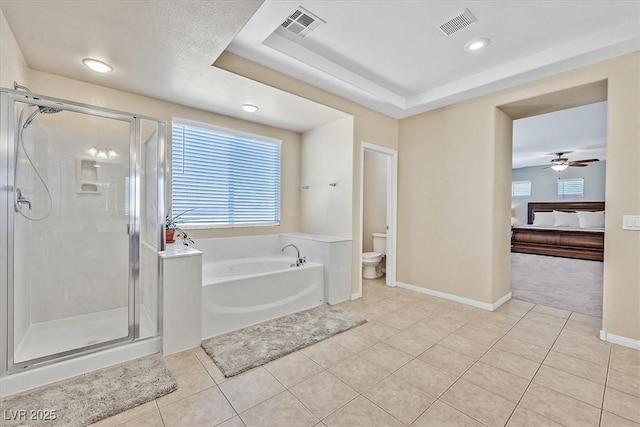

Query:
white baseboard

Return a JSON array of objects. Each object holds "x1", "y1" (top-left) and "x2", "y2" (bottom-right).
[
  {"x1": 600, "y1": 330, "x2": 640, "y2": 349},
  {"x1": 396, "y1": 281, "x2": 511, "y2": 312},
  {"x1": 351, "y1": 291, "x2": 362, "y2": 300},
  {"x1": 493, "y1": 292, "x2": 512, "y2": 310}
]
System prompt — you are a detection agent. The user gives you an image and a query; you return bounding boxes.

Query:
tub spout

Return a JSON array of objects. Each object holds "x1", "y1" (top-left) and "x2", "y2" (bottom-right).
[{"x1": 281, "y1": 244, "x2": 306, "y2": 267}]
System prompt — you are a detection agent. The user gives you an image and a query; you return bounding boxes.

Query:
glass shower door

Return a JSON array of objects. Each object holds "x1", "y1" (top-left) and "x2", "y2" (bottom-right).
[{"x1": 5, "y1": 92, "x2": 136, "y2": 369}]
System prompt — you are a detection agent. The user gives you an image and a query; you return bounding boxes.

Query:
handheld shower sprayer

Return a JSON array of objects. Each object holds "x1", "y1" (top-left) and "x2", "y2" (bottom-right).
[
  {"x1": 12, "y1": 82, "x2": 61, "y2": 220},
  {"x1": 14, "y1": 82, "x2": 63, "y2": 128}
]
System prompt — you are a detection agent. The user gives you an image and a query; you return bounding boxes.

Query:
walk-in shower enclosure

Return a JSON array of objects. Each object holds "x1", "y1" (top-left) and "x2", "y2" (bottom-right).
[{"x1": 0, "y1": 88, "x2": 166, "y2": 375}]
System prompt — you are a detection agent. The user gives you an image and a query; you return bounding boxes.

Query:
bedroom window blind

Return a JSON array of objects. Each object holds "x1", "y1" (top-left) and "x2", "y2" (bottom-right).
[
  {"x1": 171, "y1": 122, "x2": 281, "y2": 227},
  {"x1": 512, "y1": 181, "x2": 531, "y2": 197},
  {"x1": 557, "y1": 178, "x2": 584, "y2": 198}
]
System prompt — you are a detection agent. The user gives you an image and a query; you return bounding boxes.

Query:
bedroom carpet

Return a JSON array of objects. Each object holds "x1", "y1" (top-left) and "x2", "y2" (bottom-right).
[
  {"x1": 511, "y1": 253, "x2": 603, "y2": 317},
  {"x1": 201, "y1": 304, "x2": 366, "y2": 377},
  {"x1": 0, "y1": 353, "x2": 176, "y2": 427}
]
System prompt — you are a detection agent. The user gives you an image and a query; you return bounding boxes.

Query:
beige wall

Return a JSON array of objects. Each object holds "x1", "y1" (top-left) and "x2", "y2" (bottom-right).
[
  {"x1": 601, "y1": 54, "x2": 640, "y2": 341},
  {"x1": 216, "y1": 52, "x2": 399, "y2": 294},
  {"x1": 363, "y1": 150, "x2": 387, "y2": 252},
  {"x1": 25, "y1": 70, "x2": 302, "y2": 240},
  {"x1": 399, "y1": 102, "x2": 496, "y2": 303},
  {"x1": 0, "y1": 9, "x2": 29, "y2": 88},
  {"x1": 301, "y1": 117, "x2": 354, "y2": 237},
  {"x1": 399, "y1": 53, "x2": 640, "y2": 340},
  {"x1": 492, "y1": 108, "x2": 513, "y2": 302}
]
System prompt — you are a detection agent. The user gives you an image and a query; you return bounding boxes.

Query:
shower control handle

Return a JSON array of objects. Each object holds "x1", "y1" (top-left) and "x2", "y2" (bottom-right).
[{"x1": 15, "y1": 188, "x2": 32, "y2": 211}]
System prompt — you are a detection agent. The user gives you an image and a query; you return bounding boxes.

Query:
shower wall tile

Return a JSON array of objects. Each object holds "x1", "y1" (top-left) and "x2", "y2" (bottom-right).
[{"x1": 26, "y1": 127, "x2": 131, "y2": 324}]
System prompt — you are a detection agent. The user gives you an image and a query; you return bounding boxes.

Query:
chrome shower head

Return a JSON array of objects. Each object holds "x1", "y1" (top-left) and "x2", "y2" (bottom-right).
[
  {"x1": 23, "y1": 106, "x2": 62, "y2": 129},
  {"x1": 38, "y1": 105, "x2": 63, "y2": 115}
]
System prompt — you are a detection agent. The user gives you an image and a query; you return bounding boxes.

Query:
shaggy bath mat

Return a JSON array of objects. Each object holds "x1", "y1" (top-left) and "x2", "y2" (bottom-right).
[
  {"x1": 201, "y1": 304, "x2": 366, "y2": 377},
  {"x1": 0, "y1": 353, "x2": 176, "y2": 426}
]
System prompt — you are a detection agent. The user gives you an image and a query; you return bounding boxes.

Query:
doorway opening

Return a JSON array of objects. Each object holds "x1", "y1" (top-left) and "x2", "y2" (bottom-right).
[
  {"x1": 499, "y1": 81, "x2": 607, "y2": 320},
  {"x1": 357, "y1": 142, "x2": 398, "y2": 298}
]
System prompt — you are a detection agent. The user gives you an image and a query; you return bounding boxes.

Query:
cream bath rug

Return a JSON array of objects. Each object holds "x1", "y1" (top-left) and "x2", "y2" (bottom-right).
[
  {"x1": 201, "y1": 304, "x2": 366, "y2": 377},
  {"x1": 0, "y1": 353, "x2": 176, "y2": 426}
]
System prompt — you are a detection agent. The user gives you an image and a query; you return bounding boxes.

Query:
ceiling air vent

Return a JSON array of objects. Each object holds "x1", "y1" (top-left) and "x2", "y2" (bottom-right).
[
  {"x1": 280, "y1": 6, "x2": 325, "y2": 38},
  {"x1": 438, "y1": 8, "x2": 478, "y2": 36}
]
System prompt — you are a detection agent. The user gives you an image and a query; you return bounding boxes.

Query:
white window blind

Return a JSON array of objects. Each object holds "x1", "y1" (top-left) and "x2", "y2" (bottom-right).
[
  {"x1": 557, "y1": 178, "x2": 584, "y2": 198},
  {"x1": 512, "y1": 181, "x2": 531, "y2": 197},
  {"x1": 171, "y1": 123, "x2": 281, "y2": 226}
]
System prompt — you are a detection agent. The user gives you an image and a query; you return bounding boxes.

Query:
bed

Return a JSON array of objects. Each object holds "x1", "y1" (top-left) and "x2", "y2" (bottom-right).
[{"x1": 511, "y1": 201, "x2": 605, "y2": 261}]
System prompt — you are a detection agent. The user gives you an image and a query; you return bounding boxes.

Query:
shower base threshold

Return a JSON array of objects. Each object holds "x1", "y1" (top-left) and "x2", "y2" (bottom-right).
[{"x1": 13, "y1": 306, "x2": 156, "y2": 364}]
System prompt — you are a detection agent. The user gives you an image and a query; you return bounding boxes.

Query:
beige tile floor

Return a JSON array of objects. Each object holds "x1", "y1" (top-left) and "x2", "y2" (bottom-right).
[{"x1": 93, "y1": 278, "x2": 640, "y2": 427}]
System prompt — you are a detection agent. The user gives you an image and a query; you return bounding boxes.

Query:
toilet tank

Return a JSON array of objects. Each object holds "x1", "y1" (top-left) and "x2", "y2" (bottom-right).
[{"x1": 372, "y1": 233, "x2": 387, "y2": 255}]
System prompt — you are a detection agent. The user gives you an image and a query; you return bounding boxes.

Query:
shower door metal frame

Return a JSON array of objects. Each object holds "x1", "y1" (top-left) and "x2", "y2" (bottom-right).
[{"x1": 0, "y1": 88, "x2": 162, "y2": 374}]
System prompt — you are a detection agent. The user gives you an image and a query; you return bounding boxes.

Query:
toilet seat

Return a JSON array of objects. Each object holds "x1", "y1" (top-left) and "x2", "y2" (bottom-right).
[{"x1": 362, "y1": 252, "x2": 382, "y2": 260}]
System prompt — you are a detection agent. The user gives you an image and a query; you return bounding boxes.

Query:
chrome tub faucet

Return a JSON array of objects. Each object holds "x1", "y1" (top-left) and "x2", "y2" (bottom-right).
[{"x1": 281, "y1": 244, "x2": 306, "y2": 267}]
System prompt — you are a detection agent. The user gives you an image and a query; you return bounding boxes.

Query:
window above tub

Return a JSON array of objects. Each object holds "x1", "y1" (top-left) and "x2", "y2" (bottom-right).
[{"x1": 171, "y1": 120, "x2": 281, "y2": 228}]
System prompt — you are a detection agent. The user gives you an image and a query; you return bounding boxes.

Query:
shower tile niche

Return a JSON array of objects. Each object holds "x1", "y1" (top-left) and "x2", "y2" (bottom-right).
[{"x1": 76, "y1": 158, "x2": 102, "y2": 193}]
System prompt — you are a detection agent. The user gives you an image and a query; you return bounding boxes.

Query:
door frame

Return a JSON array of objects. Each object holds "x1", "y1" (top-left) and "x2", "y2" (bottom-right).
[{"x1": 356, "y1": 142, "x2": 398, "y2": 298}]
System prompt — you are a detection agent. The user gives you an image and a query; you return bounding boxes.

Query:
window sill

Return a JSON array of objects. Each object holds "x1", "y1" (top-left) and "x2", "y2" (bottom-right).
[{"x1": 180, "y1": 222, "x2": 281, "y2": 230}]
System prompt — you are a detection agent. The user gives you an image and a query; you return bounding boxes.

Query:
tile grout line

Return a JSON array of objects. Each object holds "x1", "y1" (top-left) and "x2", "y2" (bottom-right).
[
  {"x1": 279, "y1": 364, "x2": 358, "y2": 423},
  {"x1": 317, "y1": 338, "x2": 413, "y2": 424},
  {"x1": 598, "y1": 345, "x2": 613, "y2": 427},
  {"x1": 411, "y1": 301, "x2": 565, "y2": 426},
  {"x1": 158, "y1": 383, "x2": 234, "y2": 419},
  {"x1": 314, "y1": 291, "x2": 458, "y2": 425},
  {"x1": 503, "y1": 309, "x2": 591, "y2": 426},
  {"x1": 420, "y1": 297, "x2": 584, "y2": 423},
  {"x1": 388, "y1": 305, "x2": 530, "y2": 426},
  {"x1": 367, "y1": 311, "x2": 459, "y2": 425},
  {"x1": 431, "y1": 307, "x2": 533, "y2": 426},
  {"x1": 257, "y1": 361, "x2": 325, "y2": 424},
  {"x1": 156, "y1": 403, "x2": 167, "y2": 427},
  {"x1": 153, "y1": 399, "x2": 167, "y2": 427},
  {"x1": 192, "y1": 348, "x2": 242, "y2": 425},
  {"x1": 355, "y1": 307, "x2": 445, "y2": 425}
]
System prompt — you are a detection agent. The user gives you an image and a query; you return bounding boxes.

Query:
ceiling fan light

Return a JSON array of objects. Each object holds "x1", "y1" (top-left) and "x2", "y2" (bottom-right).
[{"x1": 551, "y1": 164, "x2": 569, "y2": 171}]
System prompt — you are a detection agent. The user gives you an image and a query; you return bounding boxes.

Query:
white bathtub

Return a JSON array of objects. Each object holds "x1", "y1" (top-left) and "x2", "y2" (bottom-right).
[{"x1": 201, "y1": 255, "x2": 324, "y2": 338}]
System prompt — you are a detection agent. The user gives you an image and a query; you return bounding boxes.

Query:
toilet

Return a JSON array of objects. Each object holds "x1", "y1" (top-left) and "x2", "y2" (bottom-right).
[{"x1": 362, "y1": 233, "x2": 387, "y2": 279}]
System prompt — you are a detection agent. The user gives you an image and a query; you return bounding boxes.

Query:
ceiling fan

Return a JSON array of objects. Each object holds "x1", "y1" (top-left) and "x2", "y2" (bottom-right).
[{"x1": 543, "y1": 152, "x2": 599, "y2": 171}]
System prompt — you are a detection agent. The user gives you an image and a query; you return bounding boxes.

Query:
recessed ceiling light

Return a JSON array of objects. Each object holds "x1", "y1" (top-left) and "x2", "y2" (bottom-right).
[
  {"x1": 82, "y1": 58, "x2": 113, "y2": 73},
  {"x1": 464, "y1": 38, "x2": 490, "y2": 52},
  {"x1": 241, "y1": 104, "x2": 259, "y2": 113}
]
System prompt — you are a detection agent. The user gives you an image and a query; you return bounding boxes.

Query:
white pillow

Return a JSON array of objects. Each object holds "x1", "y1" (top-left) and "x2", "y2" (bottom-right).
[
  {"x1": 554, "y1": 210, "x2": 580, "y2": 227},
  {"x1": 577, "y1": 211, "x2": 605, "y2": 228},
  {"x1": 533, "y1": 212, "x2": 555, "y2": 227}
]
